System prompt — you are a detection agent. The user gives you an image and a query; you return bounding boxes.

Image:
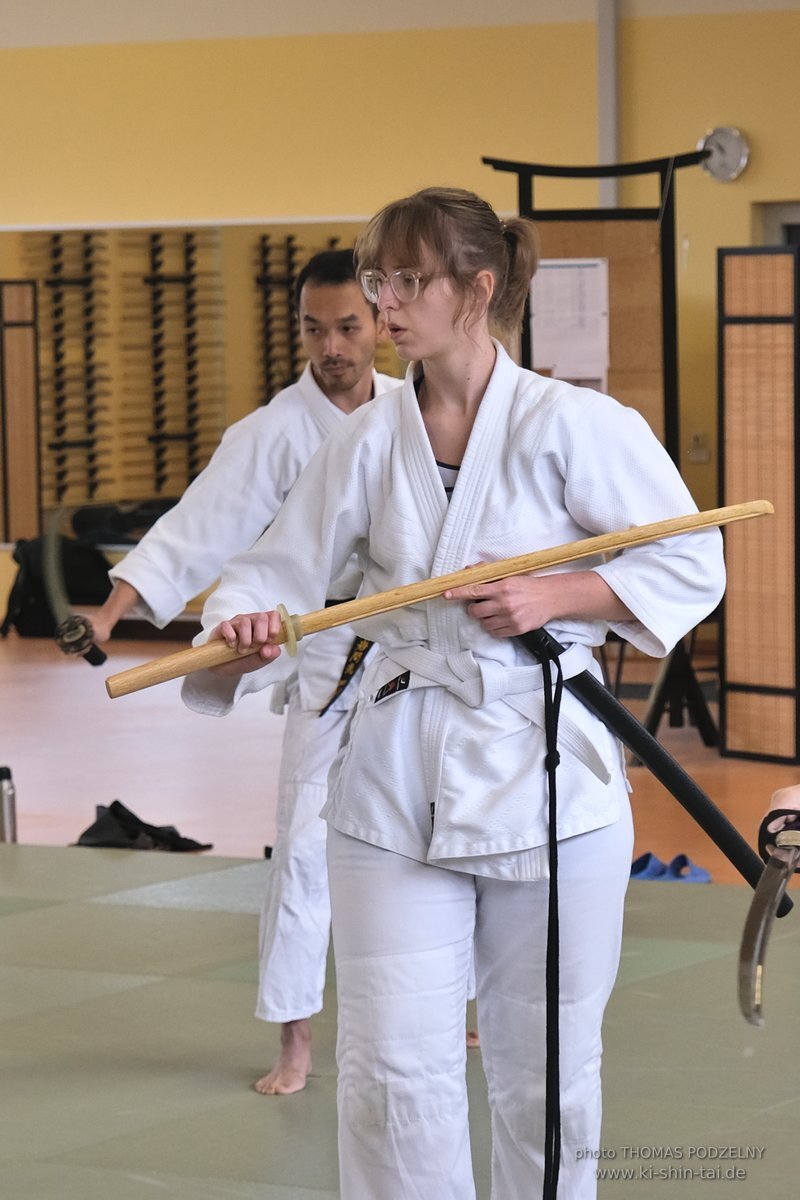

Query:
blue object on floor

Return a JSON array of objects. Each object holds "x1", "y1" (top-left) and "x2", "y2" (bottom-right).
[
  {"x1": 664, "y1": 853, "x2": 712, "y2": 883},
  {"x1": 630, "y1": 852, "x2": 668, "y2": 880}
]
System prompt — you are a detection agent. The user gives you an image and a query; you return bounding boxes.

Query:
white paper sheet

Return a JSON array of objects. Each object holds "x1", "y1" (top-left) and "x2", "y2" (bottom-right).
[{"x1": 529, "y1": 258, "x2": 609, "y2": 390}]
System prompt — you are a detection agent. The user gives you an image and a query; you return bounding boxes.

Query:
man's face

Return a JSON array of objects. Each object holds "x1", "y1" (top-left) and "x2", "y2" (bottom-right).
[{"x1": 298, "y1": 281, "x2": 378, "y2": 398}]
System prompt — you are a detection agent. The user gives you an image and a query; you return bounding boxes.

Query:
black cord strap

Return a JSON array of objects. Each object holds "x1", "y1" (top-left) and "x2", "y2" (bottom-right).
[{"x1": 520, "y1": 628, "x2": 564, "y2": 1200}]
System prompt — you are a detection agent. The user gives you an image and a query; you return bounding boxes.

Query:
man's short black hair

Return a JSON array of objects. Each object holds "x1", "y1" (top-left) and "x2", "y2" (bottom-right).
[{"x1": 294, "y1": 248, "x2": 357, "y2": 311}]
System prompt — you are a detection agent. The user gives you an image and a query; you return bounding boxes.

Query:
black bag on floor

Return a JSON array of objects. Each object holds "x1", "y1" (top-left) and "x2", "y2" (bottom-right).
[
  {"x1": 0, "y1": 535, "x2": 112, "y2": 639},
  {"x1": 74, "y1": 800, "x2": 213, "y2": 852}
]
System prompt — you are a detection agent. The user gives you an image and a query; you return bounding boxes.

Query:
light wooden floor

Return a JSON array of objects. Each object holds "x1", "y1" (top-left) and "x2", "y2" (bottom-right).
[
  {"x1": 3, "y1": 630, "x2": 799, "y2": 884},
  {"x1": 2, "y1": 630, "x2": 284, "y2": 859}
]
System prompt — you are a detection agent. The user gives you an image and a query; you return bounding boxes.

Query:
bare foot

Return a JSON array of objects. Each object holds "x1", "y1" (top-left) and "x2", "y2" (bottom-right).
[
  {"x1": 466, "y1": 1029, "x2": 480, "y2": 1049},
  {"x1": 255, "y1": 1018, "x2": 312, "y2": 1095}
]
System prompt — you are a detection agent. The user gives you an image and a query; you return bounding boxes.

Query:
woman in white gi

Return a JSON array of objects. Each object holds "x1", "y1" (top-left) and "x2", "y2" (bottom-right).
[{"x1": 183, "y1": 187, "x2": 726, "y2": 1199}]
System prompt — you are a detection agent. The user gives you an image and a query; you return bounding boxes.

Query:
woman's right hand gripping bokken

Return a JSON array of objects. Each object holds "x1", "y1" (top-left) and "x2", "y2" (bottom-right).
[{"x1": 209, "y1": 610, "x2": 285, "y2": 676}]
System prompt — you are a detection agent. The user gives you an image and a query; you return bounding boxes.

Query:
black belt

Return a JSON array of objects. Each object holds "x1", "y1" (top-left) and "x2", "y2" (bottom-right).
[
  {"x1": 318, "y1": 634, "x2": 374, "y2": 716},
  {"x1": 318, "y1": 597, "x2": 373, "y2": 717}
]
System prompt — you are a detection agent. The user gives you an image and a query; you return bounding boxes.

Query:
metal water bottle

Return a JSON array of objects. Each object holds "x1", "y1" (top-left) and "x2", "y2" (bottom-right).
[{"x1": 0, "y1": 766, "x2": 17, "y2": 843}]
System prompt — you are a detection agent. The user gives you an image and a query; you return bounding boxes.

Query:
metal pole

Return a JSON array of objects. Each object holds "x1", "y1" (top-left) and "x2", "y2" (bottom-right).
[{"x1": 597, "y1": 0, "x2": 620, "y2": 208}]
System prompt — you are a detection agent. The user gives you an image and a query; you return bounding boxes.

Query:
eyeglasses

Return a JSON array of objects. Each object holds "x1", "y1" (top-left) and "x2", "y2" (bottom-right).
[{"x1": 359, "y1": 269, "x2": 430, "y2": 304}]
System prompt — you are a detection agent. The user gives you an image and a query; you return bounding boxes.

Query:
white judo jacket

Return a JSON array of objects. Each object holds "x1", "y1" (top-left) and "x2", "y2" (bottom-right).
[
  {"x1": 184, "y1": 344, "x2": 726, "y2": 876},
  {"x1": 110, "y1": 364, "x2": 398, "y2": 710}
]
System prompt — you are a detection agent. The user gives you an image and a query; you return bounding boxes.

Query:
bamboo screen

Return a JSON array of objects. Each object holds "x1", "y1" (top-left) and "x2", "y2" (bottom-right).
[{"x1": 719, "y1": 247, "x2": 799, "y2": 761}]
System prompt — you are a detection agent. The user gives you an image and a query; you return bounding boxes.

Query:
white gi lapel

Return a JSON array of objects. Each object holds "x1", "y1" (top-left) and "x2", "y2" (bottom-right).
[
  {"x1": 398, "y1": 366, "x2": 451, "y2": 545},
  {"x1": 298, "y1": 363, "x2": 349, "y2": 436},
  {"x1": 430, "y1": 341, "x2": 519, "y2": 577},
  {"x1": 397, "y1": 345, "x2": 520, "y2": 573}
]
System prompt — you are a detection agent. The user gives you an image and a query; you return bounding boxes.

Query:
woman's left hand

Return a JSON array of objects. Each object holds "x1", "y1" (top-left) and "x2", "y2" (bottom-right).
[
  {"x1": 443, "y1": 574, "x2": 558, "y2": 637},
  {"x1": 444, "y1": 569, "x2": 633, "y2": 638}
]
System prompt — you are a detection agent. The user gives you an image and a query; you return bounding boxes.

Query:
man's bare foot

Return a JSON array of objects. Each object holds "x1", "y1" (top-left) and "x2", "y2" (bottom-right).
[
  {"x1": 466, "y1": 1029, "x2": 480, "y2": 1049},
  {"x1": 255, "y1": 1018, "x2": 312, "y2": 1095}
]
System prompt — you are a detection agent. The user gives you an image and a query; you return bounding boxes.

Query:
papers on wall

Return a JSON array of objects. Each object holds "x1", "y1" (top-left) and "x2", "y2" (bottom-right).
[{"x1": 529, "y1": 258, "x2": 609, "y2": 392}]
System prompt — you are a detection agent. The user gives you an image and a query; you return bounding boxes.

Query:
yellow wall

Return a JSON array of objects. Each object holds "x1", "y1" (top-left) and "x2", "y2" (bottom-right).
[
  {"x1": 0, "y1": 552, "x2": 16, "y2": 601},
  {"x1": 619, "y1": 8, "x2": 800, "y2": 506},
  {"x1": 1, "y1": 9, "x2": 799, "y2": 521},
  {"x1": 0, "y1": 24, "x2": 598, "y2": 227}
]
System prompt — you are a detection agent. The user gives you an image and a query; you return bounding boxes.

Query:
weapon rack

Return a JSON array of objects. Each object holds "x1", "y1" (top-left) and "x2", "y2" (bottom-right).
[
  {"x1": 22, "y1": 231, "x2": 112, "y2": 509},
  {"x1": 2, "y1": 222, "x2": 399, "y2": 536},
  {"x1": 718, "y1": 245, "x2": 800, "y2": 762},
  {"x1": 255, "y1": 232, "x2": 303, "y2": 400},
  {"x1": 118, "y1": 229, "x2": 226, "y2": 498}
]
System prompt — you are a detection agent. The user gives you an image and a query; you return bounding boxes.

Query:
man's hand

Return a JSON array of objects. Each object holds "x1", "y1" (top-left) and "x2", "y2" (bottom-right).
[
  {"x1": 91, "y1": 580, "x2": 143, "y2": 643},
  {"x1": 90, "y1": 613, "x2": 115, "y2": 644}
]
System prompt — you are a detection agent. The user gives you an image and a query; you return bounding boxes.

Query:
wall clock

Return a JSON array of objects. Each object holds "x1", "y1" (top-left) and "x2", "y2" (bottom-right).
[{"x1": 697, "y1": 126, "x2": 750, "y2": 181}]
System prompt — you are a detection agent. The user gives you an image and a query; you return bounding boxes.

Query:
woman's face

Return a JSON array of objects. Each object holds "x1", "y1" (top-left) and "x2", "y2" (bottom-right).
[{"x1": 373, "y1": 261, "x2": 472, "y2": 363}]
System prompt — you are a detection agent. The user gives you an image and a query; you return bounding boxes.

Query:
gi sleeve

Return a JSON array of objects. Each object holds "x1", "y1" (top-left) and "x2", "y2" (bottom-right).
[
  {"x1": 109, "y1": 407, "x2": 305, "y2": 626},
  {"x1": 556, "y1": 391, "x2": 726, "y2": 657},
  {"x1": 181, "y1": 410, "x2": 372, "y2": 715}
]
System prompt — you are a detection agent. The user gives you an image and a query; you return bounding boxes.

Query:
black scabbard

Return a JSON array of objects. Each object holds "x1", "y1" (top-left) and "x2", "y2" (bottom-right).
[{"x1": 519, "y1": 629, "x2": 791, "y2": 918}]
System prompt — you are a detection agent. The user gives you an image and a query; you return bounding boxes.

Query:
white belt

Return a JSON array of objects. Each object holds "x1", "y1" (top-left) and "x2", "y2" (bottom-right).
[{"x1": 371, "y1": 643, "x2": 612, "y2": 784}]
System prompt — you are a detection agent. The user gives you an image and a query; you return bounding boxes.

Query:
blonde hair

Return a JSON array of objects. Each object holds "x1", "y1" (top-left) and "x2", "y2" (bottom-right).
[{"x1": 355, "y1": 187, "x2": 539, "y2": 336}]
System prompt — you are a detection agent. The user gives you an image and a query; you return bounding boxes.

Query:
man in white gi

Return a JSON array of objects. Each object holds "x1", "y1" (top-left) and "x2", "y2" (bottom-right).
[{"x1": 91, "y1": 248, "x2": 399, "y2": 1094}]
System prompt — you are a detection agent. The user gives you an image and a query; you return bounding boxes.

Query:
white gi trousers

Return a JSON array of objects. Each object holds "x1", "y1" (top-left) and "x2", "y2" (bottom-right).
[
  {"x1": 255, "y1": 690, "x2": 348, "y2": 1022},
  {"x1": 327, "y1": 805, "x2": 633, "y2": 1200}
]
